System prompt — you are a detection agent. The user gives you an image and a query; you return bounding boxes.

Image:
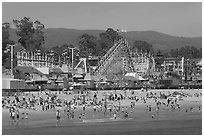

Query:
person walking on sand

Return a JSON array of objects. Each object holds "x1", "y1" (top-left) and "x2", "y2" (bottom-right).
[
  {"x1": 56, "y1": 110, "x2": 61, "y2": 126},
  {"x1": 11, "y1": 110, "x2": 16, "y2": 123}
]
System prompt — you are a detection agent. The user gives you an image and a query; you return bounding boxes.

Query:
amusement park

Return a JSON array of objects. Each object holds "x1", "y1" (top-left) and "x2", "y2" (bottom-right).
[
  {"x1": 2, "y1": 37, "x2": 202, "y2": 93},
  {"x1": 2, "y1": 2, "x2": 202, "y2": 135}
]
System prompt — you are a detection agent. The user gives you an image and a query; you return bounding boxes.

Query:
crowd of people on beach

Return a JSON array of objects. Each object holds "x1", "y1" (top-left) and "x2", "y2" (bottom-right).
[{"x1": 2, "y1": 87, "x2": 202, "y2": 126}]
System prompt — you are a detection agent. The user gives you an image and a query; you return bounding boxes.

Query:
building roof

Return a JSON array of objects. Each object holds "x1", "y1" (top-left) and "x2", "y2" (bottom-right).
[
  {"x1": 36, "y1": 67, "x2": 49, "y2": 75},
  {"x1": 14, "y1": 66, "x2": 44, "y2": 75}
]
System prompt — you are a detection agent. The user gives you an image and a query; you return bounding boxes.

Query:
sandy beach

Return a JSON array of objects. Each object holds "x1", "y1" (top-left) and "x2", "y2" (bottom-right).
[{"x1": 2, "y1": 89, "x2": 202, "y2": 135}]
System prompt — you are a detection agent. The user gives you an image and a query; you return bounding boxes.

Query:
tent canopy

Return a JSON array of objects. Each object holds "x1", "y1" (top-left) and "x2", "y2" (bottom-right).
[
  {"x1": 125, "y1": 73, "x2": 145, "y2": 80},
  {"x1": 73, "y1": 74, "x2": 83, "y2": 78}
]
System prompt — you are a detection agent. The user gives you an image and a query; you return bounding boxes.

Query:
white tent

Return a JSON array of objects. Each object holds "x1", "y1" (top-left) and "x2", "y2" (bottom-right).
[
  {"x1": 73, "y1": 74, "x2": 83, "y2": 78},
  {"x1": 125, "y1": 73, "x2": 145, "y2": 80}
]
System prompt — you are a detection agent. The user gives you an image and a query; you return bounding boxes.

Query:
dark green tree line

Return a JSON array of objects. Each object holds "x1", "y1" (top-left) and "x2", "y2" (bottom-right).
[{"x1": 170, "y1": 46, "x2": 202, "y2": 59}]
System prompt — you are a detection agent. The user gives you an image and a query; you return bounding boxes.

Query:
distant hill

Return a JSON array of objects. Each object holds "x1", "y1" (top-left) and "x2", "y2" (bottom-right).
[{"x1": 9, "y1": 28, "x2": 202, "y2": 53}]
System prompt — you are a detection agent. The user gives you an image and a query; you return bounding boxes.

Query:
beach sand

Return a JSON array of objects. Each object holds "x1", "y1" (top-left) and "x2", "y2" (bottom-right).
[{"x1": 2, "y1": 89, "x2": 202, "y2": 135}]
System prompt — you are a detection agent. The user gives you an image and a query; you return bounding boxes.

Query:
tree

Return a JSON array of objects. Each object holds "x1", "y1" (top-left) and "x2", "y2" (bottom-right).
[
  {"x1": 2, "y1": 23, "x2": 10, "y2": 52},
  {"x1": 132, "y1": 40, "x2": 153, "y2": 54},
  {"x1": 78, "y1": 34, "x2": 97, "y2": 58},
  {"x1": 169, "y1": 45, "x2": 201, "y2": 59},
  {"x1": 2, "y1": 23, "x2": 15, "y2": 66},
  {"x1": 13, "y1": 17, "x2": 45, "y2": 51}
]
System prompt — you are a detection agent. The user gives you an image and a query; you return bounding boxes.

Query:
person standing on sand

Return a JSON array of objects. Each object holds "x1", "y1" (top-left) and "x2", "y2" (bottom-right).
[
  {"x1": 25, "y1": 112, "x2": 28, "y2": 125},
  {"x1": 124, "y1": 111, "x2": 128, "y2": 118},
  {"x1": 9, "y1": 107, "x2": 12, "y2": 122},
  {"x1": 198, "y1": 106, "x2": 201, "y2": 112},
  {"x1": 83, "y1": 104, "x2": 86, "y2": 111},
  {"x1": 16, "y1": 109, "x2": 20, "y2": 121},
  {"x1": 149, "y1": 105, "x2": 152, "y2": 112},
  {"x1": 93, "y1": 105, "x2": 97, "y2": 112},
  {"x1": 11, "y1": 110, "x2": 15, "y2": 123},
  {"x1": 122, "y1": 107, "x2": 125, "y2": 114},
  {"x1": 114, "y1": 112, "x2": 117, "y2": 119}
]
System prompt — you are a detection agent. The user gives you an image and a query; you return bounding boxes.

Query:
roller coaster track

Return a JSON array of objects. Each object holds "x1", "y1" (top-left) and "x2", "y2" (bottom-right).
[{"x1": 92, "y1": 38, "x2": 135, "y2": 76}]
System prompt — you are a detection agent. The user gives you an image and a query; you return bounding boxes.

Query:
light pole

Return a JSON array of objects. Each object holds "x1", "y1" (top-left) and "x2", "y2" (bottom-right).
[
  {"x1": 7, "y1": 44, "x2": 15, "y2": 76},
  {"x1": 68, "y1": 47, "x2": 77, "y2": 85},
  {"x1": 36, "y1": 49, "x2": 41, "y2": 67},
  {"x1": 63, "y1": 49, "x2": 69, "y2": 81},
  {"x1": 49, "y1": 50, "x2": 54, "y2": 67}
]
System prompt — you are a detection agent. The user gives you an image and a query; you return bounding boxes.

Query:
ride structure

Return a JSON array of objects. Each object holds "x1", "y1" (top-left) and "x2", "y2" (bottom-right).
[{"x1": 92, "y1": 38, "x2": 136, "y2": 76}]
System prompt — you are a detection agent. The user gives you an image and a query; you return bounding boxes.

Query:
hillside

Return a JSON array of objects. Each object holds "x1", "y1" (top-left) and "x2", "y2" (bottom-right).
[{"x1": 9, "y1": 28, "x2": 202, "y2": 53}]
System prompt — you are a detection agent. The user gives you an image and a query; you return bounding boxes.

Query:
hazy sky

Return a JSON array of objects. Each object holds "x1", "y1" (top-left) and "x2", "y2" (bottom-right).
[{"x1": 2, "y1": 2, "x2": 202, "y2": 37}]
